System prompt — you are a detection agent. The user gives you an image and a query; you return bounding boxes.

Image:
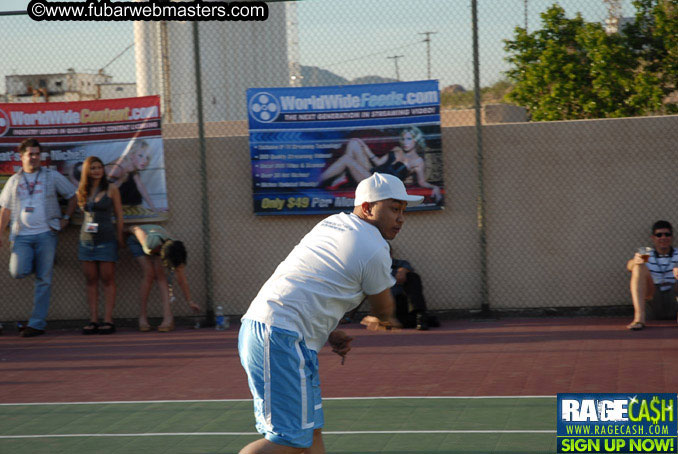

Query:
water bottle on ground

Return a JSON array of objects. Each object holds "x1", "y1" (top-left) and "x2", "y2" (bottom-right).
[{"x1": 215, "y1": 305, "x2": 226, "y2": 331}]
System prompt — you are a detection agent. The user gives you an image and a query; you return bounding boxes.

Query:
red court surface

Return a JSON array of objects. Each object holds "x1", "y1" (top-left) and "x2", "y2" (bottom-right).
[{"x1": 1, "y1": 317, "x2": 677, "y2": 404}]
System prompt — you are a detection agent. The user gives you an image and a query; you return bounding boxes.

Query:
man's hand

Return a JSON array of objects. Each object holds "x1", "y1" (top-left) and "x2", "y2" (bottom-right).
[
  {"x1": 632, "y1": 253, "x2": 646, "y2": 266},
  {"x1": 395, "y1": 267, "x2": 409, "y2": 284},
  {"x1": 328, "y1": 330, "x2": 354, "y2": 362},
  {"x1": 59, "y1": 218, "x2": 69, "y2": 230},
  {"x1": 188, "y1": 300, "x2": 200, "y2": 313}
]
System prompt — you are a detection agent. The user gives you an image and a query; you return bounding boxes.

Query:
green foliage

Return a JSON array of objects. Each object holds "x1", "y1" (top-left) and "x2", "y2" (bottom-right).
[
  {"x1": 503, "y1": 2, "x2": 677, "y2": 121},
  {"x1": 441, "y1": 80, "x2": 514, "y2": 110}
]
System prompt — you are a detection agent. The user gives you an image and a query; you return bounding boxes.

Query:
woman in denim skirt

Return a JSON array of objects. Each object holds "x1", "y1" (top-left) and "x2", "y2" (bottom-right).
[{"x1": 77, "y1": 156, "x2": 124, "y2": 334}]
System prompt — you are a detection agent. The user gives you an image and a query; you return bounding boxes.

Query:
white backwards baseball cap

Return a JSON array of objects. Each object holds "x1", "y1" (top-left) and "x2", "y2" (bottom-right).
[{"x1": 354, "y1": 172, "x2": 424, "y2": 207}]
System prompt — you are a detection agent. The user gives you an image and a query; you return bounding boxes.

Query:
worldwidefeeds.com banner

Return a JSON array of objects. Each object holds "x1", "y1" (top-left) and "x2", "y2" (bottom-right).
[
  {"x1": 0, "y1": 96, "x2": 168, "y2": 222},
  {"x1": 246, "y1": 80, "x2": 444, "y2": 215},
  {"x1": 557, "y1": 394, "x2": 677, "y2": 453}
]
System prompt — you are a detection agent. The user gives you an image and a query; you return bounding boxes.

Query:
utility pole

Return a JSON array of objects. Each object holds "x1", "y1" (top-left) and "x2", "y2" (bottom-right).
[
  {"x1": 387, "y1": 55, "x2": 404, "y2": 81},
  {"x1": 418, "y1": 31, "x2": 437, "y2": 80},
  {"x1": 524, "y1": 0, "x2": 528, "y2": 32},
  {"x1": 603, "y1": 0, "x2": 622, "y2": 34}
]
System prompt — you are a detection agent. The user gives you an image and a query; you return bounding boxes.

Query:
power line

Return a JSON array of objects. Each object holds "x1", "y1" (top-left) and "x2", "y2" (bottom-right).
[
  {"x1": 100, "y1": 42, "x2": 135, "y2": 73},
  {"x1": 387, "y1": 55, "x2": 404, "y2": 81},
  {"x1": 324, "y1": 40, "x2": 419, "y2": 68}
]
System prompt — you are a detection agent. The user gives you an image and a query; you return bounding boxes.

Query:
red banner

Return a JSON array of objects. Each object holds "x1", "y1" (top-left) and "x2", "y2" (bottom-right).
[{"x1": 0, "y1": 96, "x2": 167, "y2": 222}]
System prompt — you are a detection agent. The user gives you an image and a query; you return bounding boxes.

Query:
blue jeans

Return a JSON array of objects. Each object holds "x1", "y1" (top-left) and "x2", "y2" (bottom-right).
[{"x1": 10, "y1": 230, "x2": 58, "y2": 330}]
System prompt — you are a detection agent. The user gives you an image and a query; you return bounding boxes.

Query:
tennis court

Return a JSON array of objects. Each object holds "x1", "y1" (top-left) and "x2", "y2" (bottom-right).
[
  {"x1": 0, "y1": 397, "x2": 555, "y2": 453},
  {"x1": 1, "y1": 316, "x2": 677, "y2": 453}
]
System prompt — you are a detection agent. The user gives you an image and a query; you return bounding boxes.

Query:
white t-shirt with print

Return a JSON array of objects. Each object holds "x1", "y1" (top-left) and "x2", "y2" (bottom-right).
[
  {"x1": 243, "y1": 212, "x2": 395, "y2": 352},
  {"x1": 17, "y1": 171, "x2": 50, "y2": 235}
]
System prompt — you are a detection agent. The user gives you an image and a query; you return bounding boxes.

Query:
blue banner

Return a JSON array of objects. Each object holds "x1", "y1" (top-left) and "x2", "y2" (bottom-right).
[
  {"x1": 557, "y1": 393, "x2": 677, "y2": 453},
  {"x1": 246, "y1": 80, "x2": 444, "y2": 215}
]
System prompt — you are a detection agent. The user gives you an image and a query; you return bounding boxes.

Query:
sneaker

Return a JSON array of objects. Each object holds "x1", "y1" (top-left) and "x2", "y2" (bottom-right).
[
  {"x1": 21, "y1": 326, "x2": 45, "y2": 337},
  {"x1": 415, "y1": 313, "x2": 429, "y2": 331}
]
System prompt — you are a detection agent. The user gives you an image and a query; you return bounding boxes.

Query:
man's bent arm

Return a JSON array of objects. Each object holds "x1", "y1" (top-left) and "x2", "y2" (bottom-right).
[
  {"x1": 627, "y1": 254, "x2": 644, "y2": 272},
  {"x1": 60, "y1": 196, "x2": 77, "y2": 230},
  {"x1": 0, "y1": 207, "x2": 11, "y2": 248},
  {"x1": 367, "y1": 287, "x2": 396, "y2": 323},
  {"x1": 64, "y1": 196, "x2": 76, "y2": 219}
]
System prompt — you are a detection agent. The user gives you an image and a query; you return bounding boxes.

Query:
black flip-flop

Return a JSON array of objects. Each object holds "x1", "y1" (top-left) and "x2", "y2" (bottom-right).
[
  {"x1": 82, "y1": 322, "x2": 99, "y2": 335},
  {"x1": 98, "y1": 322, "x2": 116, "y2": 335}
]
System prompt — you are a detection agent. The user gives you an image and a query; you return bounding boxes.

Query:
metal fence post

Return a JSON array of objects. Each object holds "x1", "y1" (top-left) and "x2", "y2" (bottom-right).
[
  {"x1": 192, "y1": 21, "x2": 214, "y2": 322},
  {"x1": 472, "y1": 0, "x2": 489, "y2": 314}
]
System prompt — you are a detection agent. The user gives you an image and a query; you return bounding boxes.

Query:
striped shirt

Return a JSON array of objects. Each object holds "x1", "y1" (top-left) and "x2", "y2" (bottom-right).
[{"x1": 646, "y1": 247, "x2": 678, "y2": 291}]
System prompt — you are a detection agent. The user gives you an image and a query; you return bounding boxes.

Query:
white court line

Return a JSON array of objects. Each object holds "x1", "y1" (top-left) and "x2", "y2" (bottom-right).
[
  {"x1": 0, "y1": 396, "x2": 555, "y2": 406},
  {"x1": 0, "y1": 430, "x2": 556, "y2": 440}
]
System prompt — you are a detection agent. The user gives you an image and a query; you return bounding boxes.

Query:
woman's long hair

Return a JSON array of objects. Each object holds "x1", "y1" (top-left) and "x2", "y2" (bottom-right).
[
  {"x1": 399, "y1": 126, "x2": 427, "y2": 152},
  {"x1": 76, "y1": 156, "x2": 109, "y2": 209}
]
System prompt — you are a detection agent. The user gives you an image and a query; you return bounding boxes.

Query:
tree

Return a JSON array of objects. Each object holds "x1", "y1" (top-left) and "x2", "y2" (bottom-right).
[
  {"x1": 503, "y1": 4, "x2": 668, "y2": 121},
  {"x1": 624, "y1": 0, "x2": 678, "y2": 113}
]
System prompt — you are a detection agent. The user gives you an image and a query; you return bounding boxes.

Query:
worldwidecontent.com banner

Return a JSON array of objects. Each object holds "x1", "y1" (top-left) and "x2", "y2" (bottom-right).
[{"x1": 557, "y1": 393, "x2": 677, "y2": 453}]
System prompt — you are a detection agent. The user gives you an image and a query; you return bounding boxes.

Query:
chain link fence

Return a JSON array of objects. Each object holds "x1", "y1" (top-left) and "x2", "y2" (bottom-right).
[{"x1": 1, "y1": 0, "x2": 675, "y2": 327}]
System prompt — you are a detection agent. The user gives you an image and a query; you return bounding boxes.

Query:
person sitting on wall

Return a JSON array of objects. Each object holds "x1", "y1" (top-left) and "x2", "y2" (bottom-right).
[{"x1": 626, "y1": 220, "x2": 678, "y2": 331}]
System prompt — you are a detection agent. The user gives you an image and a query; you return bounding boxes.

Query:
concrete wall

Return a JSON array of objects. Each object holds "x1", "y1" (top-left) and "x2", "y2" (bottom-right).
[
  {"x1": 483, "y1": 115, "x2": 678, "y2": 308},
  {"x1": 2, "y1": 114, "x2": 677, "y2": 323}
]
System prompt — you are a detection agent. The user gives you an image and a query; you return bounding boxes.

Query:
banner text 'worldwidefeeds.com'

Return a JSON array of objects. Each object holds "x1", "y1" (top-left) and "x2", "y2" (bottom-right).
[{"x1": 27, "y1": 0, "x2": 268, "y2": 22}]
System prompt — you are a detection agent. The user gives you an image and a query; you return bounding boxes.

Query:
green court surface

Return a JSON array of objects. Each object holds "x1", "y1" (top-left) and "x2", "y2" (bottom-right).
[{"x1": 0, "y1": 397, "x2": 558, "y2": 453}]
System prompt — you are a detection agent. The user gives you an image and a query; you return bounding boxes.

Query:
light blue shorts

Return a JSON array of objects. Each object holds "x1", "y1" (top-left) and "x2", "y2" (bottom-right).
[{"x1": 238, "y1": 318, "x2": 324, "y2": 448}]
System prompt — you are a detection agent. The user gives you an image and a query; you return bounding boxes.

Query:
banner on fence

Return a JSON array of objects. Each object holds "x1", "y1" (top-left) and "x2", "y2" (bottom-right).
[
  {"x1": 557, "y1": 393, "x2": 677, "y2": 453},
  {"x1": 246, "y1": 80, "x2": 444, "y2": 215},
  {"x1": 0, "y1": 96, "x2": 167, "y2": 222}
]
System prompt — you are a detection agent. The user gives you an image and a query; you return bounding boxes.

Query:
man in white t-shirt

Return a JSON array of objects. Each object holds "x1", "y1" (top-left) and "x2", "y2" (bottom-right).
[
  {"x1": 238, "y1": 172, "x2": 423, "y2": 454},
  {"x1": 0, "y1": 138, "x2": 76, "y2": 337}
]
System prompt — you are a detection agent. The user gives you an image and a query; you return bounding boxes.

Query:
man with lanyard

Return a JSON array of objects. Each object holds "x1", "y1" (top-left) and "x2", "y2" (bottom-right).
[
  {"x1": 626, "y1": 220, "x2": 678, "y2": 330},
  {"x1": 0, "y1": 138, "x2": 76, "y2": 337}
]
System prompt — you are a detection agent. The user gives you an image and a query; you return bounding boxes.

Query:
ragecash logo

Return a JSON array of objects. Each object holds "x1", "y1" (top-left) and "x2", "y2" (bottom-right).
[
  {"x1": 248, "y1": 92, "x2": 281, "y2": 123},
  {"x1": 0, "y1": 109, "x2": 9, "y2": 137},
  {"x1": 557, "y1": 393, "x2": 677, "y2": 453}
]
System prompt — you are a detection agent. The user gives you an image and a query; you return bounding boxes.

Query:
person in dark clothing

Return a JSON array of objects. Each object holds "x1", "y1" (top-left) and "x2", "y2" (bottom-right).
[
  {"x1": 390, "y1": 245, "x2": 439, "y2": 330},
  {"x1": 77, "y1": 156, "x2": 124, "y2": 335}
]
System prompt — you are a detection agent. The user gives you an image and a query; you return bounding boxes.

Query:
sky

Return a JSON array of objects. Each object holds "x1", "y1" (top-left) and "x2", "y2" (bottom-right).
[{"x1": 0, "y1": 0, "x2": 635, "y2": 95}]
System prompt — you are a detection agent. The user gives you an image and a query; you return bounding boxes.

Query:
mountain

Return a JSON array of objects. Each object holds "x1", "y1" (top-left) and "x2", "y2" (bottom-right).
[
  {"x1": 351, "y1": 75, "x2": 398, "y2": 85},
  {"x1": 299, "y1": 65, "x2": 397, "y2": 87},
  {"x1": 299, "y1": 66, "x2": 348, "y2": 86}
]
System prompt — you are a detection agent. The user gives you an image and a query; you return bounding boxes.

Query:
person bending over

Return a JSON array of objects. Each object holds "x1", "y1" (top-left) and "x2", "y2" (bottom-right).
[{"x1": 127, "y1": 224, "x2": 200, "y2": 331}]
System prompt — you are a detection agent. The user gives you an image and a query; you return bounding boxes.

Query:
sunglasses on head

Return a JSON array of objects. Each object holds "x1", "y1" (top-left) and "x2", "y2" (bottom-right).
[{"x1": 654, "y1": 232, "x2": 672, "y2": 238}]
